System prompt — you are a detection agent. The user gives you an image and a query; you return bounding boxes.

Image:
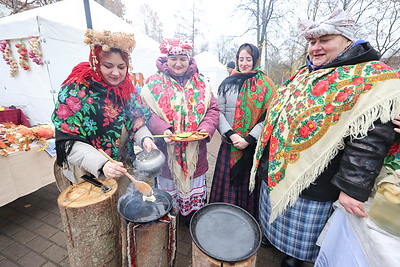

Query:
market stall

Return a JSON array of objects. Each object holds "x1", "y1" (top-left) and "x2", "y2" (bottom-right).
[
  {"x1": 0, "y1": 123, "x2": 55, "y2": 206},
  {"x1": 0, "y1": 0, "x2": 159, "y2": 126},
  {"x1": 0, "y1": 142, "x2": 55, "y2": 206}
]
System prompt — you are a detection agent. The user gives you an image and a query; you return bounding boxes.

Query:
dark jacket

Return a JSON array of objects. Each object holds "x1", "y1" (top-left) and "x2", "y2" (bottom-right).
[
  {"x1": 258, "y1": 41, "x2": 395, "y2": 202},
  {"x1": 300, "y1": 120, "x2": 395, "y2": 201}
]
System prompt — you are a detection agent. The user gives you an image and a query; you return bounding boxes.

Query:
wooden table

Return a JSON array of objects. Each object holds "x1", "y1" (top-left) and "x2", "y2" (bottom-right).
[{"x1": 0, "y1": 143, "x2": 55, "y2": 206}]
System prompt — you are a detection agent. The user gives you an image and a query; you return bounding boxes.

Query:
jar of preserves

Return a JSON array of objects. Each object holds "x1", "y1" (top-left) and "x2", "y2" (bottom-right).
[{"x1": 370, "y1": 181, "x2": 400, "y2": 237}]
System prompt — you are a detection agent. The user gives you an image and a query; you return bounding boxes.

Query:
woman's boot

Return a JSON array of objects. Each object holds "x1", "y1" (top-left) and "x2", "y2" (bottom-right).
[{"x1": 281, "y1": 255, "x2": 304, "y2": 267}]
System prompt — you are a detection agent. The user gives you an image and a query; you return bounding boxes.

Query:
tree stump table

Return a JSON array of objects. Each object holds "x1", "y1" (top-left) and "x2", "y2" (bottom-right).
[
  {"x1": 192, "y1": 241, "x2": 257, "y2": 267},
  {"x1": 58, "y1": 178, "x2": 121, "y2": 266}
]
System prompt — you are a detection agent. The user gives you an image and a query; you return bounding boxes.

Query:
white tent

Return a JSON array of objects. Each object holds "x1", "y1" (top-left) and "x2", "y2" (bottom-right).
[
  {"x1": 194, "y1": 51, "x2": 228, "y2": 95},
  {"x1": 0, "y1": 0, "x2": 160, "y2": 125}
]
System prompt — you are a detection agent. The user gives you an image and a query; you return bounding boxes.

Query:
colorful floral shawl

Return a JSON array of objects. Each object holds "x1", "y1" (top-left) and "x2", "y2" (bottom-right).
[
  {"x1": 52, "y1": 49, "x2": 151, "y2": 164},
  {"x1": 229, "y1": 67, "x2": 276, "y2": 171},
  {"x1": 251, "y1": 61, "x2": 400, "y2": 222},
  {"x1": 141, "y1": 72, "x2": 212, "y2": 193}
]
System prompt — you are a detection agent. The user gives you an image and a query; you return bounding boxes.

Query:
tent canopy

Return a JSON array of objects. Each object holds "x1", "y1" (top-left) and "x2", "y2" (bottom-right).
[
  {"x1": 0, "y1": 0, "x2": 159, "y2": 125},
  {"x1": 194, "y1": 51, "x2": 228, "y2": 95}
]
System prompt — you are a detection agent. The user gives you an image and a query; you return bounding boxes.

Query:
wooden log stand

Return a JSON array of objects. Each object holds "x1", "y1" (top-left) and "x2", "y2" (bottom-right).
[
  {"x1": 192, "y1": 241, "x2": 257, "y2": 267},
  {"x1": 58, "y1": 178, "x2": 122, "y2": 267}
]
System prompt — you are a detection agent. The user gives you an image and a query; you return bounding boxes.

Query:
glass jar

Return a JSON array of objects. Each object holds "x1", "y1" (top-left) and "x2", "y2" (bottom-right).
[{"x1": 369, "y1": 182, "x2": 400, "y2": 237}]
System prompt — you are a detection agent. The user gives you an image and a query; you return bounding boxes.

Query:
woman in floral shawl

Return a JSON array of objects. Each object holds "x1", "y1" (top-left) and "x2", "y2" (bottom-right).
[
  {"x1": 141, "y1": 38, "x2": 219, "y2": 223},
  {"x1": 209, "y1": 43, "x2": 276, "y2": 219},
  {"x1": 52, "y1": 29, "x2": 157, "y2": 186},
  {"x1": 251, "y1": 7, "x2": 400, "y2": 267}
]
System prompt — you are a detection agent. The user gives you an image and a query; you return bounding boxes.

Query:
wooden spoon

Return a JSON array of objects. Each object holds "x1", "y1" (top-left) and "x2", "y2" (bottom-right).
[{"x1": 98, "y1": 149, "x2": 154, "y2": 197}]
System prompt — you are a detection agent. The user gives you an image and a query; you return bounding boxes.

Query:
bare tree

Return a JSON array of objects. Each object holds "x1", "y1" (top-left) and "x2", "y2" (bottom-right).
[
  {"x1": 326, "y1": 0, "x2": 400, "y2": 64},
  {"x1": 173, "y1": 0, "x2": 207, "y2": 55},
  {"x1": 314, "y1": 0, "x2": 400, "y2": 63},
  {"x1": 139, "y1": 3, "x2": 164, "y2": 43},
  {"x1": 266, "y1": 23, "x2": 306, "y2": 83},
  {"x1": 0, "y1": 0, "x2": 54, "y2": 16},
  {"x1": 333, "y1": 0, "x2": 375, "y2": 23},
  {"x1": 266, "y1": 0, "x2": 400, "y2": 82},
  {"x1": 237, "y1": 0, "x2": 280, "y2": 69},
  {"x1": 216, "y1": 36, "x2": 238, "y2": 65},
  {"x1": 356, "y1": 0, "x2": 400, "y2": 63}
]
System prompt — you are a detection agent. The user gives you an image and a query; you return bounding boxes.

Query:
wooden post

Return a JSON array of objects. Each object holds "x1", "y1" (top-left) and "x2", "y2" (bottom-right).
[
  {"x1": 192, "y1": 241, "x2": 257, "y2": 267},
  {"x1": 58, "y1": 178, "x2": 122, "y2": 267}
]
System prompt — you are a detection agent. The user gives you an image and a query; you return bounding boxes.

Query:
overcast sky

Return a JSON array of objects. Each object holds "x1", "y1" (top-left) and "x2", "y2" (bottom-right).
[{"x1": 122, "y1": 0, "x2": 253, "y2": 45}]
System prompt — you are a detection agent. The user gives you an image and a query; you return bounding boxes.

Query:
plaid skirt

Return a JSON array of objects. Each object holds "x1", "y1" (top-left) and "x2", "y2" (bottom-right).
[
  {"x1": 259, "y1": 181, "x2": 333, "y2": 261},
  {"x1": 209, "y1": 142, "x2": 260, "y2": 219}
]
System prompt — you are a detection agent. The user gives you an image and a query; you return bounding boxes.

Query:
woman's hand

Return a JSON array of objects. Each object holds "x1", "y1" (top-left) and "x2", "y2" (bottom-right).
[
  {"x1": 338, "y1": 191, "x2": 368, "y2": 217},
  {"x1": 142, "y1": 137, "x2": 157, "y2": 152},
  {"x1": 230, "y1": 133, "x2": 249, "y2": 150},
  {"x1": 393, "y1": 116, "x2": 400, "y2": 133},
  {"x1": 102, "y1": 161, "x2": 127, "y2": 179},
  {"x1": 197, "y1": 129, "x2": 209, "y2": 141},
  {"x1": 163, "y1": 129, "x2": 175, "y2": 144},
  {"x1": 198, "y1": 129, "x2": 208, "y2": 134}
]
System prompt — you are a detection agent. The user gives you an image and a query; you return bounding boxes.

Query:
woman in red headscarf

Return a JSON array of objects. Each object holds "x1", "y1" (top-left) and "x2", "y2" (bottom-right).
[
  {"x1": 52, "y1": 29, "x2": 157, "y2": 187},
  {"x1": 141, "y1": 38, "x2": 219, "y2": 223}
]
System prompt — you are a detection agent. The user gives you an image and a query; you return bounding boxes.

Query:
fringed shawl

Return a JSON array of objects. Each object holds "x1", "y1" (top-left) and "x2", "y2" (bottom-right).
[
  {"x1": 141, "y1": 71, "x2": 212, "y2": 194},
  {"x1": 251, "y1": 61, "x2": 400, "y2": 222},
  {"x1": 220, "y1": 67, "x2": 276, "y2": 181}
]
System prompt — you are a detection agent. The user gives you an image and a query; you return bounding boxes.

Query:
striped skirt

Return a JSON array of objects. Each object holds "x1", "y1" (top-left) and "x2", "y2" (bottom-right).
[{"x1": 259, "y1": 181, "x2": 333, "y2": 261}]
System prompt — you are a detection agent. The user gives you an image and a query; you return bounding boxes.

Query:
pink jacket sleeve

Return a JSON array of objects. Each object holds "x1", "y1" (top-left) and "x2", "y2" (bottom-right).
[
  {"x1": 198, "y1": 94, "x2": 219, "y2": 141},
  {"x1": 147, "y1": 113, "x2": 172, "y2": 135}
]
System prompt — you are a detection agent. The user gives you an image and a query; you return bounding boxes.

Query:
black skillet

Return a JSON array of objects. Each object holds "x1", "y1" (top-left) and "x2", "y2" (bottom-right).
[
  {"x1": 117, "y1": 188, "x2": 173, "y2": 223},
  {"x1": 190, "y1": 202, "x2": 261, "y2": 262}
]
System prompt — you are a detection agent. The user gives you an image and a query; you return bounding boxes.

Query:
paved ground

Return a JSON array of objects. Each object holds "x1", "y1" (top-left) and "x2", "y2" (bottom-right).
[{"x1": 0, "y1": 133, "x2": 313, "y2": 266}]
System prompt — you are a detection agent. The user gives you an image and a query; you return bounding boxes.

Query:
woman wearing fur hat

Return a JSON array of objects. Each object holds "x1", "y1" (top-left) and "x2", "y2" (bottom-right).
[
  {"x1": 209, "y1": 43, "x2": 276, "y2": 219},
  {"x1": 252, "y1": 7, "x2": 400, "y2": 267},
  {"x1": 141, "y1": 38, "x2": 219, "y2": 223},
  {"x1": 52, "y1": 29, "x2": 157, "y2": 188}
]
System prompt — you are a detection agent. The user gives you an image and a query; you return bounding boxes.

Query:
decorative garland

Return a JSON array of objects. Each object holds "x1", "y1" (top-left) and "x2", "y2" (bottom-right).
[
  {"x1": 0, "y1": 40, "x2": 19, "y2": 77},
  {"x1": 15, "y1": 41, "x2": 30, "y2": 70},
  {"x1": 28, "y1": 36, "x2": 44, "y2": 65}
]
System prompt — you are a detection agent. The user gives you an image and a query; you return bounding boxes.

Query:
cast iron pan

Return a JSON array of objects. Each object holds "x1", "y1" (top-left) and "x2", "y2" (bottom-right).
[
  {"x1": 190, "y1": 202, "x2": 261, "y2": 262},
  {"x1": 117, "y1": 188, "x2": 173, "y2": 223}
]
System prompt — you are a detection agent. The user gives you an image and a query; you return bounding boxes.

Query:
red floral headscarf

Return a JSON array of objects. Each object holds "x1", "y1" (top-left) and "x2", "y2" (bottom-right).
[
  {"x1": 62, "y1": 45, "x2": 134, "y2": 104},
  {"x1": 159, "y1": 38, "x2": 193, "y2": 57}
]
